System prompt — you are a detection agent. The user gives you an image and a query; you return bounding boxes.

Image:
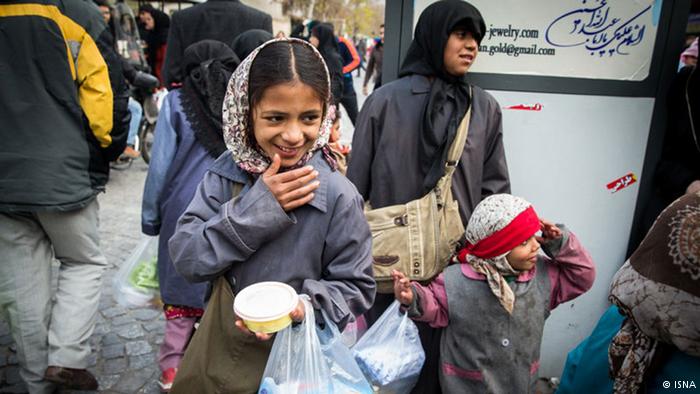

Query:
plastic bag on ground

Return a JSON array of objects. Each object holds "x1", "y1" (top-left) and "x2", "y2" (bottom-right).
[
  {"x1": 112, "y1": 235, "x2": 160, "y2": 308},
  {"x1": 258, "y1": 296, "x2": 330, "y2": 394},
  {"x1": 317, "y1": 311, "x2": 373, "y2": 394},
  {"x1": 352, "y1": 301, "x2": 425, "y2": 393}
]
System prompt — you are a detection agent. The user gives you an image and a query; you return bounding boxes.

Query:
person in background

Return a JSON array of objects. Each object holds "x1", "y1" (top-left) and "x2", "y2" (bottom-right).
[
  {"x1": 631, "y1": 50, "x2": 699, "y2": 253},
  {"x1": 347, "y1": 1, "x2": 510, "y2": 392},
  {"x1": 558, "y1": 191, "x2": 700, "y2": 394},
  {"x1": 309, "y1": 23, "x2": 344, "y2": 107},
  {"x1": 0, "y1": 0, "x2": 130, "y2": 390},
  {"x1": 142, "y1": 40, "x2": 239, "y2": 392},
  {"x1": 363, "y1": 24, "x2": 384, "y2": 96},
  {"x1": 231, "y1": 29, "x2": 273, "y2": 61},
  {"x1": 139, "y1": 4, "x2": 169, "y2": 85},
  {"x1": 394, "y1": 194, "x2": 595, "y2": 393},
  {"x1": 337, "y1": 33, "x2": 361, "y2": 125},
  {"x1": 96, "y1": 0, "x2": 143, "y2": 159},
  {"x1": 355, "y1": 35, "x2": 367, "y2": 78},
  {"x1": 161, "y1": 0, "x2": 272, "y2": 89}
]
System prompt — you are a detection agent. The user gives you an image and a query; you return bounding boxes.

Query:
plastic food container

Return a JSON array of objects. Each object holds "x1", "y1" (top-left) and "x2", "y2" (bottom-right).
[{"x1": 233, "y1": 282, "x2": 299, "y2": 334}]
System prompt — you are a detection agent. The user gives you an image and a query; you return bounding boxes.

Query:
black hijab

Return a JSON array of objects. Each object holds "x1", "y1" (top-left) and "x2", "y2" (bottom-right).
[
  {"x1": 231, "y1": 29, "x2": 274, "y2": 61},
  {"x1": 140, "y1": 6, "x2": 169, "y2": 73},
  {"x1": 311, "y1": 23, "x2": 344, "y2": 105},
  {"x1": 399, "y1": 0, "x2": 485, "y2": 192},
  {"x1": 180, "y1": 40, "x2": 240, "y2": 158}
]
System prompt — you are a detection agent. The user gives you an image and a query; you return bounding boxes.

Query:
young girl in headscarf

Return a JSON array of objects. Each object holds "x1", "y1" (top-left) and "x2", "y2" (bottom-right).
[
  {"x1": 167, "y1": 38, "x2": 375, "y2": 392},
  {"x1": 558, "y1": 191, "x2": 700, "y2": 394},
  {"x1": 141, "y1": 39, "x2": 239, "y2": 391},
  {"x1": 347, "y1": 1, "x2": 510, "y2": 391},
  {"x1": 394, "y1": 194, "x2": 595, "y2": 393}
]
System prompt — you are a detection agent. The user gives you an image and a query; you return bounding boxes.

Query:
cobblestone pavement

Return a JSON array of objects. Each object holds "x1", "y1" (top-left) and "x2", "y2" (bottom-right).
[{"x1": 0, "y1": 159, "x2": 164, "y2": 394}]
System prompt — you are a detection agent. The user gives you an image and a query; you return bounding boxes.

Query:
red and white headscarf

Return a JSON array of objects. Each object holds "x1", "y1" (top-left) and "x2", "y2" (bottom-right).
[{"x1": 455, "y1": 194, "x2": 540, "y2": 313}]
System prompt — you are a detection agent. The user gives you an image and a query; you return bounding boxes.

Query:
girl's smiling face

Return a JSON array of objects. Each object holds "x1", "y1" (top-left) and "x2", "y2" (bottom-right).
[{"x1": 252, "y1": 81, "x2": 323, "y2": 168}]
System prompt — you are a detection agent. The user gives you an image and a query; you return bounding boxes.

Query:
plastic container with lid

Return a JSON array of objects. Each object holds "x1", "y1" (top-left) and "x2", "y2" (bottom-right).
[{"x1": 233, "y1": 281, "x2": 299, "y2": 334}]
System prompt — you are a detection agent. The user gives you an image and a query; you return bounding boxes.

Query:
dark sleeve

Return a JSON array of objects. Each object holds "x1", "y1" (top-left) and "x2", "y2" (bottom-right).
[
  {"x1": 654, "y1": 67, "x2": 696, "y2": 197},
  {"x1": 346, "y1": 93, "x2": 380, "y2": 199},
  {"x1": 162, "y1": 12, "x2": 183, "y2": 88},
  {"x1": 479, "y1": 95, "x2": 510, "y2": 198},
  {"x1": 95, "y1": 28, "x2": 129, "y2": 161}
]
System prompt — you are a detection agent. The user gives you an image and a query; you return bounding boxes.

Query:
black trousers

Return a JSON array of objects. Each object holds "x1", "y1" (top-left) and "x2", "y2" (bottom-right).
[{"x1": 340, "y1": 87, "x2": 358, "y2": 126}]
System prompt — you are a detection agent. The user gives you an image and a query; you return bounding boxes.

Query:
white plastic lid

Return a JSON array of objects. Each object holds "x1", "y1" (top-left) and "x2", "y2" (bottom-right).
[{"x1": 233, "y1": 281, "x2": 299, "y2": 321}]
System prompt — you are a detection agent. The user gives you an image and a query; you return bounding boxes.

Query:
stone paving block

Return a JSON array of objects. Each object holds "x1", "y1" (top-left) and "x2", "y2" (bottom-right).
[
  {"x1": 113, "y1": 368, "x2": 152, "y2": 393},
  {"x1": 142, "y1": 322, "x2": 163, "y2": 334},
  {"x1": 102, "y1": 357, "x2": 127, "y2": 375},
  {"x1": 131, "y1": 309, "x2": 160, "y2": 321},
  {"x1": 96, "y1": 374, "x2": 120, "y2": 391},
  {"x1": 0, "y1": 337, "x2": 11, "y2": 347},
  {"x1": 115, "y1": 323, "x2": 144, "y2": 340},
  {"x1": 102, "y1": 306, "x2": 127, "y2": 320},
  {"x1": 125, "y1": 341, "x2": 152, "y2": 357},
  {"x1": 102, "y1": 333, "x2": 121, "y2": 347},
  {"x1": 6, "y1": 354, "x2": 16, "y2": 366},
  {"x1": 0, "y1": 354, "x2": 7, "y2": 367},
  {"x1": 93, "y1": 324, "x2": 109, "y2": 337},
  {"x1": 87, "y1": 352, "x2": 98, "y2": 368},
  {"x1": 4, "y1": 367, "x2": 19, "y2": 385},
  {"x1": 0, "y1": 382, "x2": 28, "y2": 394},
  {"x1": 128, "y1": 353, "x2": 155, "y2": 369},
  {"x1": 102, "y1": 344, "x2": 125, "y2": 360},
  {"x1": 111, "y1": 314, "x2": 136, "y2": 327}
]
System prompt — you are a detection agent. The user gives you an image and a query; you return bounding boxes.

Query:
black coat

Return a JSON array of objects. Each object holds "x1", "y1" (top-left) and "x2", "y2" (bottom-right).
[{"x1": 162, "y1": 0, "x2": 272, "y2": 88}]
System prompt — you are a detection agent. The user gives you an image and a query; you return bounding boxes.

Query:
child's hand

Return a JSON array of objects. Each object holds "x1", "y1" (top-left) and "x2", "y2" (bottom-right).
[
  {"x1": 536, "y1": 219, "x2": 562, "y2": 243},
  {"x1": 234, "y1": 319, "x2": 273, "y2": 341},
  {"x1": 289, "y1": 299, "x2": 305, "y2": 322},
  {"x1": 392, "y1": 270, "x2": 413, "y2": 305},
  {"x1": 262, "y1": 154, "x2": 319, "y2": 212}
]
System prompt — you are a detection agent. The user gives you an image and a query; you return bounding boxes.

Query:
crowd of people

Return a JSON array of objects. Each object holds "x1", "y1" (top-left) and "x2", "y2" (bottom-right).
[{"x1": 0, "y1": 0, "x2": 697, "y2": 393}]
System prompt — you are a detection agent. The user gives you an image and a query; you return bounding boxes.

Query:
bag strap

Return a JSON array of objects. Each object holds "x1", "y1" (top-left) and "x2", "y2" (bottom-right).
[{"x1": 433, "y1": 87, "x2": 473, "y2": 203}]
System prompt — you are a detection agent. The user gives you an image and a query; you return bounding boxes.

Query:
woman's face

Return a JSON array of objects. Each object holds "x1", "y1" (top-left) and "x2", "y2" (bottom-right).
[
  {"x1": 443, "y1": 29, "x2": 478, "y2": 77},
  {"x1": 252, "y1": 81, "x2": 323, "y2": 168},
  {"x1": 141, "y1": 12, "x2": 154, "y2": 30}
]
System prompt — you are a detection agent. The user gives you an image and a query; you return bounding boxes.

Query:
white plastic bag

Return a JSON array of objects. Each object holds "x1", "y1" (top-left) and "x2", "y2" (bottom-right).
[
  {"x1": 112, "y1": 235, "x2": 160, "y2": 308},
  {"x1": 352, "y1": 301, "x2": 425, "y2": 393},
  {"x1": 340, "y1": 314, "x2": 368, "y2": 348},
  {"x1": 258, "y1": 296, "x2": 330, "y2": 394},
  {"x1": 317, "y1": 311, "x2": 373, "y2": 394}
]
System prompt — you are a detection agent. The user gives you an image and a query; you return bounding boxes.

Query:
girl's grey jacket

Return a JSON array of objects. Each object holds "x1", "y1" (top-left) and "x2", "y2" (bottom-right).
[{"x1": 169, "y1": 151, "x2": 376, "y2": 328}]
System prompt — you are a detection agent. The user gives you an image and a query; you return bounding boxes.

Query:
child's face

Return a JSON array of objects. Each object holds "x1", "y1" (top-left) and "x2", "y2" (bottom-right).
[
  {"x1": 506, "y1": 236, "x2": 540, "y2": 271},
  {"x1": 252, "y1": 81, "x2": 323, "y2": 168},
  {"x1": 443, "y1": 29, "x2": 478, "y2": 77}
]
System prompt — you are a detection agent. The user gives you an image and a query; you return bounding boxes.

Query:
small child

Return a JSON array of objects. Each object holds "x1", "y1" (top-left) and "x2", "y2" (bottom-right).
[{"x1": 393, "y1": 194, "x2": 595, "y2": 393}]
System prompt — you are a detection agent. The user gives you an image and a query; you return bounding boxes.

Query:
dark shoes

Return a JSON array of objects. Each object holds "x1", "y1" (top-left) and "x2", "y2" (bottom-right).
[{"x1": 44, "y1": 366, "x2": 98, "y2": 391}]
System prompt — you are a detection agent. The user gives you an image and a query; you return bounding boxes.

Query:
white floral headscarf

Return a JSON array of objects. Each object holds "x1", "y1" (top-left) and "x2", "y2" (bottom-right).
[{"x1": 221, "y1": 37, "x2": 336, "y2": 174}]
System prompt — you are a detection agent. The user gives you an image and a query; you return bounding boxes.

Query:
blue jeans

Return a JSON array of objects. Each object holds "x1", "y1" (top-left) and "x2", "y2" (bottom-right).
[{"x1": 127, "y1": 97, "x2": 143, "y2": 146}]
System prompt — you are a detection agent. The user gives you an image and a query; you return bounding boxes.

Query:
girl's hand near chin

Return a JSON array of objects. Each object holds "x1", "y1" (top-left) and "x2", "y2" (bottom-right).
[{"x1": 262, "y1": 154, "x2": 319, "y2": 211}]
